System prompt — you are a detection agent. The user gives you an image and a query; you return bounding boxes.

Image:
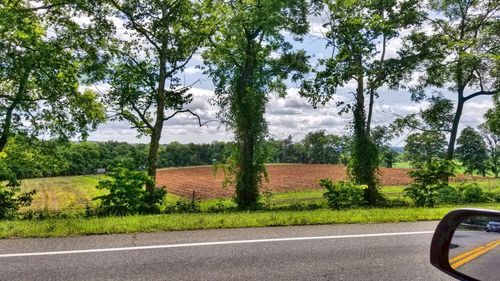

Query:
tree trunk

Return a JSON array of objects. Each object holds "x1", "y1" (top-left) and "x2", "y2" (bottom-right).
[
  {"x1": 366, "y1": 87, "x2": 375, "y2": 135},
  {"x1": 350, "y1": 54, "x2": 380, "y2": 205},
  {"x1": 146, "y1": 56, "x2": 167, "y2": 193},
  {"x1": 233, "y1": 34, "x2": 261, "y2": 209},
  {"x1": 0, "y1": 102, "x2": 16, "y2": 153},
  {"x1": 146, "y1": 124, "x2": 162, "y2": 192},
  {"x1": 446, "y1": 92, "x2": 465, "y2": 160},
  {"x1": 0, "y1": 72, "x2": 28, "y2": 153}
]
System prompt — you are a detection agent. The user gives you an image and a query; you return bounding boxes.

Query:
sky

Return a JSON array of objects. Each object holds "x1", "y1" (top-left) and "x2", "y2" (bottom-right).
[{"x1": 86, "y1": 12, "x2": 494, "y2": 147}]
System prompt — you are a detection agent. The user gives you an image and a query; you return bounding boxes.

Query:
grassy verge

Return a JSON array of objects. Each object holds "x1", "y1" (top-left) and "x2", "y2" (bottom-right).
[{"x1": 1, "y1": 203, "x2": 500, "y2": 239}]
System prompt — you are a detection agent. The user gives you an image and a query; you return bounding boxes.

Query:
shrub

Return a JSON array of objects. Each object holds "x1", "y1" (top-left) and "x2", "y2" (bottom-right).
[
  {"x1": 321, "y1": 179, "x2": 365, "y2": 210},
  {"x1": 436, "y1": 186, "x2": 462, "y2": 204},
  {"x1": 0, "y1": 183, "x2": 36, "y2": 220},
  {"x1": 459, "y1": 183, "x2": 488, "y2": 203},
  {"x1": 404, "y1": 159, "x2": 456, "y2": 207},
  {"x1": 0, "y1": 152, "x2": 36, "y2": 220},
  {"x1": 165, "y1": 200, "x2": 201, "y2": 213},
  {"x1": 93, "y1": 167, "x2": 167, "y2": 216}
]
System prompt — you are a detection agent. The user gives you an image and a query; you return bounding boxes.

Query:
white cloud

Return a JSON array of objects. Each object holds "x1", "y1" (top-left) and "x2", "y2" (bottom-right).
[{"x1": 184, "y1": 66, "x2": 203, "y2": 75}]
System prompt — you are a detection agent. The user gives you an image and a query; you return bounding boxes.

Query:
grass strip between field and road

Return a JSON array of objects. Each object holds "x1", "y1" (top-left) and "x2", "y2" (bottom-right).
[{"x1": 1, "y1": 204, "x2": 500, "y2": 239}]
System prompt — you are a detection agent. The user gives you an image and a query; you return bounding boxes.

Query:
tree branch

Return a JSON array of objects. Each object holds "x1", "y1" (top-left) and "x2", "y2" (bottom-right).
[
  {"x1": 164, "y1": 109, "x2": 219, "y2": 127},
  {"x1": 464, "y1": 90, "x2": 496, "y2": 102},
  {"x1": 131, "y1": 103, "x2": 153, "y2": 130},
  {"x1": 108, "y1": 0, "x2": 161, "y2": 52}
]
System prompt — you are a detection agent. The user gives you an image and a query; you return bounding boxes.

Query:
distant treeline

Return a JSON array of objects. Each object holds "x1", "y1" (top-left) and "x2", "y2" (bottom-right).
[{"x1": 1, "y1": 131, "x2": 401, "y2": 179}]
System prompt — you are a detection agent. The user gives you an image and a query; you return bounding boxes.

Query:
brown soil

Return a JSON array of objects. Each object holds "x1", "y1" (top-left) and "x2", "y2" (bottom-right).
[{"x1": 155, "y1": 164, "x2": 483, "y2": 199}]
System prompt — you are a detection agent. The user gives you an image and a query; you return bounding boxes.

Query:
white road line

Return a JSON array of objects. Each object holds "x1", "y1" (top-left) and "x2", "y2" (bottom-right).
[{"x1": 0, "y1": 231, "x2": 434, "y2": 258}]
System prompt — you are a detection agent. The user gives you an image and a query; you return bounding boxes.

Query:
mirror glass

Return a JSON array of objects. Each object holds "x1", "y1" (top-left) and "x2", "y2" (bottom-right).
[{"x1": 449, "y1": 215, "x2": 500, "y2": 281}]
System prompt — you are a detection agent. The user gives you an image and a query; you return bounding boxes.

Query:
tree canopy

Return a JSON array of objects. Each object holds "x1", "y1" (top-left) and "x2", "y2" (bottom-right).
[
  {"x1": 0, "y1": 1, "x2": 109, "y2": 152},
  {"x1": 203, "y1": 0, "x2": 310, "y2": 208}
]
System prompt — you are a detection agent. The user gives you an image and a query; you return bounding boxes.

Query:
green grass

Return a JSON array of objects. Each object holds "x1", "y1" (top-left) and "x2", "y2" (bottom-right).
[
  {"x1": 393, "y1": 162, "x2": 413, "y2": 169},
  {"x1": 19, "y1": 175, "x2": 106, "y2": 215},
  {"x1": 2, "y1": 203, "x2": 500, "y2": 239}
]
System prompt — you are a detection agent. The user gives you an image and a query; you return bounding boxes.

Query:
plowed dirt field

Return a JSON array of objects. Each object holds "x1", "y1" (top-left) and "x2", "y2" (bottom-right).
[{"x1": 156, "y1": 164, "x2": 481, "y2": 199}]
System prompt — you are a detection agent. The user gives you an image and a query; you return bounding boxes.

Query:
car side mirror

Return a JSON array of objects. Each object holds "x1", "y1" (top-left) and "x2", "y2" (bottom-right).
[{"x1": 430, "y1": 209, "x2": 500, "y2": 281}]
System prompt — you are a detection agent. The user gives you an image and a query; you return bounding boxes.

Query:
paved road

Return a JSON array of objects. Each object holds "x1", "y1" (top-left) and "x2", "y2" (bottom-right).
[
  {"x1": 450, "y1": 230, "x2": 500, "y2": 280},
  {"x1": 0, "y1": 222, "x2": 454, "y2": 281},
  {"x1": 450, "y1": 230, "x2": 500, "y2": 257}
]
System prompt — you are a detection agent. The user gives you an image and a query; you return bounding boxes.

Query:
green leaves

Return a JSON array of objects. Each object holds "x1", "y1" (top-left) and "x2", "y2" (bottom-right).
[
  {"x1": 203, "y1": 0, "x2": 310, "y2": 208},
  {"x1": 456, "y1": 127, "x2": 489, "y2": 176},
  {"x1": 93, "y1": 167, "x2": 166, "y2": 216},
  {"x1": 0, "y1": 1, "x2": 109, "y2": 151},
  {"x1": 404, "y1": 159, "x2": 456, "y2": 207}
]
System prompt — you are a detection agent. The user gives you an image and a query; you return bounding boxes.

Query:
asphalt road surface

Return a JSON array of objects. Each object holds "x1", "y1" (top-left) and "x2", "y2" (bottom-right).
[
  {"x1": 0, "y1": 222, "x2": 456, "y2": 281},
  {"x1": 450, "y1": 230, "x2": 500, "y2": 281}
]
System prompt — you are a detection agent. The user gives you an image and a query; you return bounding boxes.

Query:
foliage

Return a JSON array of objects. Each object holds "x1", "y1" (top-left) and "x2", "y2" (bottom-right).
[
  {"x1": 203, "y1": 0, "x2": 310, "y2": 209},
  {"x1": 93, "y1": 167, "x2": 166, "y2": 216},
  {"x1": 436, "y1": 182, "x2": 494, "y2": 204},
  {"x1": 398, "y1": 0, "x2": 500, "y2": 159},
  {"x1": 0, "y1": 152, "x2": 36, "y2": 219},
  {"x1": 0, "y1": 1, "x2": 108, "y2": 152},
  {"x1": 371, "y1": 126, "x2": 397, "y2": 168},
  {"x1": 456, "y1": 127, "x2": 489, "y2": 176},
  {"x1": 0, "y1": 183, "x2": 36, "y2": 220},
  {"x1": 404, "y1": 159, "x2": 456, "y2": 207},
  {"x1": 460, "y1": 183, "x2": 489, "y2": 203},
  {"x1": 301, "y1": 0, "x2": 423, "y2": 205},
  {"x1": 480, "y1": 124, "x2": 500, "y2": 178},
  {"x1": 302, "y1": 130, "x2": 343, "y2": 164},
  {"x1": 435, "y1": 186, "x2": 462, "y2": 204},
  {"x1": 392, "y1": 95, "x2": 455, "y2": 133},
  {"x1": 165, "y1": 200, "x2": 201, "y2": 214},
  {"x1": 103, "y1": 0, "x2": 217, "y2": 192},
  {"x1": 404, "y1": 132, "x2": 447, "y2": 167},
  {"x1": 3, "y1": 136, "x2": 68, "y2": 179},
  {"x1": 320, "y1": 179, "x2": 365, "y2": 210}
]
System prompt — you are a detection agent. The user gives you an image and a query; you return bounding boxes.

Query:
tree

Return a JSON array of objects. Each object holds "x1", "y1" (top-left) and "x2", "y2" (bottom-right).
[
  {"x1": 392, "y1": 95, "x2": 454, "y2": 166},
  {"x1": 103, "y1": 0, "x2": 216, "y2": 192},
  {"x1": 300, "y1": 0, "x2": 423, "y2": 204},
  {"x1": 456, "y1": 127, "x2": 489, "y2": 176},
  {"x1": 203, "y1": 0, "x2": 310, "y2": 208},
  {"x1": 303, "y1": 130, "x2": 342, "y2": 164},
  {"x1": 3, "y1": 136, "x2": 68, "y2": 179},
  {"x1": 0, "y1": 1, "x2": 108, "y2": 152},
  {"x1": 480, "y1": 124, "x2": 500, "y2": 177},
  {"x1": 404, "y1": 131, "x2": 447, "y2": 166},
  {"x1": 399, "y1": 0, "x2": 500, "y2": 160},
  {"x1": 371, "y1": 126, "x2": 398, "y2": 168}
]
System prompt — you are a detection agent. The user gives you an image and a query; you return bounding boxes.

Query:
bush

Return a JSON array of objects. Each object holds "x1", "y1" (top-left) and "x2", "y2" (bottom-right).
[
  {"x1": 459, "y1": 183, "x2": 488, "y2": 203},
  {"x1": 436, "y1": 186, "x2": 462, "y2": 204},
  {"x1": 93, "y1": 167, "x2": 167, "y2": 216},
  {"x1": 0, "y1": 183, "x2": 36, "y2": 220},
  {"x1": 0, "y1": 152, "x2": 36, "y2": 220},
  {"x1": 404, "y1": 159, "x2": 456, "y2": 207},
  {"x1": 165, "y1": 200, "x2": 201, "y2": 213},
  {"x1": 321, "y1": 179, "x2": 365, "y2": 210}
]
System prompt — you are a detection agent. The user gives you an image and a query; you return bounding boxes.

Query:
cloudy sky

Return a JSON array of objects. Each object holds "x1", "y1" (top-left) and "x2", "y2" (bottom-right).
[{"x1": 87, "y1": 14, "x2": 493, "y2": 147}]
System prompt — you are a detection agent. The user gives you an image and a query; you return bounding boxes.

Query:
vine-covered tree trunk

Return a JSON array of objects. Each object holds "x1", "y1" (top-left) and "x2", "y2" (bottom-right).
[
  {"x1": 236, "y1": 132, "x2": 260, "y2": 208},
  {"x1": 349, "y1": 54, "x2": 380, "y2": 205},
  {"x1": 233, "y1": 37, "x2": 262, "y2": 209}
]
